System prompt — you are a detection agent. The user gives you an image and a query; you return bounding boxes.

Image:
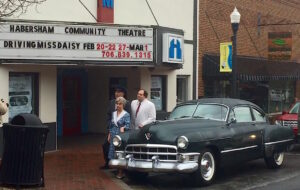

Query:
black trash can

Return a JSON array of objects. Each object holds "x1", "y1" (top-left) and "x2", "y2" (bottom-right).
[{"x1": 0, "y1": 113, "x2": 49, "y2": 187}]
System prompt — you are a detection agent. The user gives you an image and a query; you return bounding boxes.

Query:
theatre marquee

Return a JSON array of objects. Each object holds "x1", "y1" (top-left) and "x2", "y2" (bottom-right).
[{"x1": 0, "y1": 21, "x2": 154, "y2": 62}]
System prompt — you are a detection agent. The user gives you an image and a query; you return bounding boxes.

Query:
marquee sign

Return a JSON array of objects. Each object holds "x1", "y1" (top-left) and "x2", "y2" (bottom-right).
[{"x1": 0, "y1": 21, "x2": 153, "y2": 62}]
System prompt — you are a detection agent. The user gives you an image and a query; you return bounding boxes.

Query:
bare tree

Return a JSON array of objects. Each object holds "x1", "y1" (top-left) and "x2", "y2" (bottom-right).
[{"x1": 0, "y1": 0, "x2": 47, "y2": 18}]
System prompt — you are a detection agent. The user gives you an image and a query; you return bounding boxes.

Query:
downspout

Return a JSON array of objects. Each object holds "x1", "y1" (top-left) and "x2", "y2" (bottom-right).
[{"x1": 193, "y1": 0, "x2": 198, "y2": 99}]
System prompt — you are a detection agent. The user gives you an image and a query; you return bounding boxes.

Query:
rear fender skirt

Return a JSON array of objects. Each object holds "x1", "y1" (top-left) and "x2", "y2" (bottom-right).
[{"x1": 264, "y1": 139, "x2": 294, "y2": 157}]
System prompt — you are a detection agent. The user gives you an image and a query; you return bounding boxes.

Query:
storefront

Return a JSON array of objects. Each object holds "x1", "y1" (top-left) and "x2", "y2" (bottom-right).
[
  {"x1": 0, "y1": 20, "x2": 187, "y2": 151},
  {"x1": 203, "y1": 54, "x2": 300, "y2": 114}
]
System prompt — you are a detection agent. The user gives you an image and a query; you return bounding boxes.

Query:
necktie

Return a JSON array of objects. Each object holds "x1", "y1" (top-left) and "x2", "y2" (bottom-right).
[{"x1": 135, "y1": 102, "x2": 141, "y2": 117}]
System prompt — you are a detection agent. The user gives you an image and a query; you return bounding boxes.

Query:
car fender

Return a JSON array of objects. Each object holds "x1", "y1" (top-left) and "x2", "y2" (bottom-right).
[{"x1": 263, "y1": 124, "x2": 294, "y2": 157}]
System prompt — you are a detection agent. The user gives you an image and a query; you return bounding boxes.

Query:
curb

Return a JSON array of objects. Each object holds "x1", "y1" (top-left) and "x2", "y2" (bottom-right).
[{"x1": 103, "y1": 169, "x2": 133, "y2": 190}]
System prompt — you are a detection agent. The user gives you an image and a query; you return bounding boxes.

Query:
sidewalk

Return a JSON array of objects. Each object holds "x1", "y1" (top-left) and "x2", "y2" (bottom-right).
[{"x1": 1, "y1": 134, "x2": 130, "y2": 190}]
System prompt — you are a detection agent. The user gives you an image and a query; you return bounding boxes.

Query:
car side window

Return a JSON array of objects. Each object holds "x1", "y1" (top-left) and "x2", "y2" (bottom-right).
[
  {"x1": 252, "y1": 108, "x2": 266, "y2": 122},
  {"x1": 233, "y1": 107, "x2": 253, "y2": 123}
]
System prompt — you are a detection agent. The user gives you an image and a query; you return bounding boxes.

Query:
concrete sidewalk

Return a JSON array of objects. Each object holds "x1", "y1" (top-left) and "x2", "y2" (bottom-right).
[{"x1": 1, "y1": 134, "x2": 131, "y2": 190}]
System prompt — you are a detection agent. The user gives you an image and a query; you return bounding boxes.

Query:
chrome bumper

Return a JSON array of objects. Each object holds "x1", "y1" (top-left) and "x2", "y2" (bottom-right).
[{"x1": 109, "y1": 153, "x2": 199, "y2": 173}]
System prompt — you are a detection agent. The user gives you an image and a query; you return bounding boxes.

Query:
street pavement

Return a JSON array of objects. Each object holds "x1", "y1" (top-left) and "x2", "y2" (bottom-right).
[
  {"x1": 0, "y1": 134, "x2": 124, "y2": 190},
  {"x1": 115, "y1": 144, "x2": 300, "y2": 190},
  {"x1": 0, "y1": 134, "x2": 299, "y2": 190}
]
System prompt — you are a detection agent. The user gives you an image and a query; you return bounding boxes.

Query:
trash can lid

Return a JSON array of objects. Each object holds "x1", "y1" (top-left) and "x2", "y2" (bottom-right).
[{"x1": 11, "y1": 113, "x2": 43, "y2": 126}]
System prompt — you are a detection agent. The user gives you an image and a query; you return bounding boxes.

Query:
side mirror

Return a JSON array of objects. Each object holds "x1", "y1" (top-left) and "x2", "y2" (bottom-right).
[{"x1": 227, "y1": 117, "x2": 237, "y2": 126}]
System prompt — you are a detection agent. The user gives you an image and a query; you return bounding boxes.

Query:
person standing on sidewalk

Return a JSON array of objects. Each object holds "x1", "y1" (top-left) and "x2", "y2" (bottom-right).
[
  {"x1": 107, "y1": 97, "x2": 130, "y2": 179},
  {"x1": 131, "y1": 89, "x2": 156, "y2": 130},
  {"x1": 101, "y1": 86, "x2": 131, "y2": 169},
  {"x1": 0, "y1": 99, "x2": 9, "y2": 127}
]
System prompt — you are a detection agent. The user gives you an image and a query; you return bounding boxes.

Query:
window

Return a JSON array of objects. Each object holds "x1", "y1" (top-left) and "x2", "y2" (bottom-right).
[
  {"x1": 232, "y1": 107, "x2": 253, "y2": 123},
  {"x1": 177, "y1": 76, "x2": 188, "y2": 104},
  {"x1": 9, "y1": 73, "x2": 39, "y2": 120},
  {"x1": 268, "y1": 80, "x2": 295, "y2": 113},
  {"x1": 151, "y1": 76, "x2": 166, "y2": 111},
  {"x1": 205, "y1": 80, "x2": 231, "y2": 98},
  {"x1": 252, "y1": 108, "x2": 266, "y2": 122}
]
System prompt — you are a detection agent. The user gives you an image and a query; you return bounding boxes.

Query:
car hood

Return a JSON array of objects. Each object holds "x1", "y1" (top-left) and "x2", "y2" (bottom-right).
[{"x1": 126, "y1": 118, "x2": 225, "y2": 145}]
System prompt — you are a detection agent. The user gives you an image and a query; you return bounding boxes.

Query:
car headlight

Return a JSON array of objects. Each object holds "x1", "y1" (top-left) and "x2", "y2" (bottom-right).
[
  {"x1": 177, "y1": 136, "x2": 189, "y2": 149},
  {"x1": 275, "y1": 120, "x2": 283, "y2": 126},
  {"x1": 113, "y1": 135, "x2": 122, "y2": 147}
]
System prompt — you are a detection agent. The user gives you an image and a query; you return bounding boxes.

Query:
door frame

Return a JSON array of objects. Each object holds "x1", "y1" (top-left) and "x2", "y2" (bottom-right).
[{"x1": 57, "y1": 69, "x2": 88, "y2": 136}]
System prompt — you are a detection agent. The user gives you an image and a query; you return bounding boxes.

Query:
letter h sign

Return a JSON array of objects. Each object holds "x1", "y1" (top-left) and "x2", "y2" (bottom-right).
[
  {"x1": 163, "y1": 33, "x2": 184, "y2": 63},
  {"x1": 169, "y1": 39, "x2": 182, "y2": 60},
  {"x1": 103, "y1": 0, "x2": 114, "y2": 8}
]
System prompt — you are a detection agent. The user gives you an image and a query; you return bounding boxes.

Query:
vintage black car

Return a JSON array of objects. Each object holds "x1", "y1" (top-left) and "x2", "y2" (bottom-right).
[{"x1": 109, "y1": 98, "x2": 294, "y2": 186}]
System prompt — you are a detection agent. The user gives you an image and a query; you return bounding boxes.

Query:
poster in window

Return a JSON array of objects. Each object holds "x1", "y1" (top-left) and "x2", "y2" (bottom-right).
[
  {"x1": 151, "y1": 77, "x2": 162, "y2": 111},
  {"x1": 269, "y1": 89, "x2": 284, "y2": 102},
  {"x1": 9, "y1": 76, "x2": 33, "y2": 120}
]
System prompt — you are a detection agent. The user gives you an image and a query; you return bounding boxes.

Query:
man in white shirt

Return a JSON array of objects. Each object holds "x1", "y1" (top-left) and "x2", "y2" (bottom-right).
[{"x1": 131, "y1": 89, "x2": 156, "y2": 130}]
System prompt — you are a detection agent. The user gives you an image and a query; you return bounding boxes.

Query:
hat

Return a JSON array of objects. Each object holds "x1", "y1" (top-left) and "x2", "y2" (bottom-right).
[{"x1": 115, "y1": 86, "x2": 127, "y2": 94}]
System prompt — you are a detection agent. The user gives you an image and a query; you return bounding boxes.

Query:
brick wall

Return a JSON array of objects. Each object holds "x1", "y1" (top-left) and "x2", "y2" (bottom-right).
[{"x1": 198, "y1": 0, "x2": 300, "y2": 97}]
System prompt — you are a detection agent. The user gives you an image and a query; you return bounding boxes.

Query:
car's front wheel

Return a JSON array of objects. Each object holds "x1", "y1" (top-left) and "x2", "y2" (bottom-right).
[
  {"x1": 264, "y1": 151, "x2": 284, "y2": 169},
  {"x1": 191, "y1": 148, "x2": 216, "y2": 186}
]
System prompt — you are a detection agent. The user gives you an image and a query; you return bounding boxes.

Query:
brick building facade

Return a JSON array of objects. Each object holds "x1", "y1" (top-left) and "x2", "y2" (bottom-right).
[{"x1": 198, "y1": 0, "x2": 300, "y2": 113}]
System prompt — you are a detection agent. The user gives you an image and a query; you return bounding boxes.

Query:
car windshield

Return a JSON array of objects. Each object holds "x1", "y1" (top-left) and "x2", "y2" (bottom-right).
[
  {"x1": 193, "y1": 104, "x2": 228, "y2": 121},
  {"x1": 169, "y1": 104, "x2": 197, "y2": 119},
  {"x1": 289, "y1": 102, "x2": 300, "y2": 114},
  {"x1": 169, "y1": 103, "x2": 228, "y2": 121}
]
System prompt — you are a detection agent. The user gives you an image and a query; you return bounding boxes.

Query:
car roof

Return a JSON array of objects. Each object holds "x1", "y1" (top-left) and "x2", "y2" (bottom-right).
[{"x1": 181, "y1": 98, "x2": 259, "y2": 109}]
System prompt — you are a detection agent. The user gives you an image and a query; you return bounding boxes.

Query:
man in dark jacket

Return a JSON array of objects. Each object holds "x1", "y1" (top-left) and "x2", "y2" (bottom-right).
[
  {"x1": 101, "y1": 86, "x2": 131, "y2": 169},
  {"x1": 106, "y1": 86, "x2": 131, "y2": 127}
]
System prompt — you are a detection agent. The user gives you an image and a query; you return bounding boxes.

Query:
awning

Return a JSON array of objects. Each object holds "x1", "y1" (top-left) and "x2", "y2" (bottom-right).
[{"x1": 202, "y1": 54, "x2": 300, "y2": 81}]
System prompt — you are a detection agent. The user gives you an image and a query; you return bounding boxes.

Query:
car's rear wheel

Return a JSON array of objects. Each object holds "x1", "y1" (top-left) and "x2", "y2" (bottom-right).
[
  {"x1": 191, "y1": 148, "x2": 216, "y2": 186},
  {"x1": 264, "y1": 151, "x2": 284, "y2": 169}
]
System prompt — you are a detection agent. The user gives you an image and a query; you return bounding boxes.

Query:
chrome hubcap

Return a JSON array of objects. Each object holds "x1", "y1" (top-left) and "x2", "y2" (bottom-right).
[
  {"x1": 200, "y1": 152, "x2": 215, "y2": 181},
  {"x1": 274, "y1": 152, "x2": 284, "y2": 165}
]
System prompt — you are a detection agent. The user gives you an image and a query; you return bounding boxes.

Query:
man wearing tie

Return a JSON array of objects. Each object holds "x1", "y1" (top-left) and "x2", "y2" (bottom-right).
[{"x1": 131, "y1": 89, "x2": 156, "y2": 130}]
